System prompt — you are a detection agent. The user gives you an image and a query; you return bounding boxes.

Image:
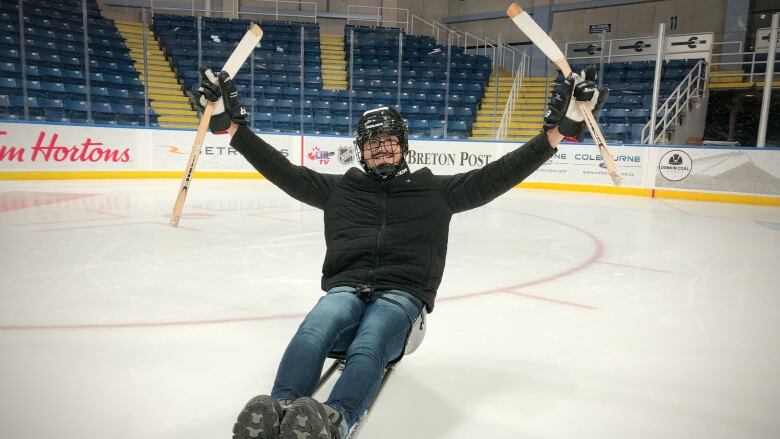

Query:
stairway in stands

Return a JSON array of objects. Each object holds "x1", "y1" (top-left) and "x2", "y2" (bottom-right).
[
  {"x1": 115, "y1": 20, "x2": 199, "y2": 129},
  {"x1": 470, "y1": 67, "x2": 548, "y2": 141},
  {"x1": 320, "y1": 33, "x2": 347, "y2": 90}
]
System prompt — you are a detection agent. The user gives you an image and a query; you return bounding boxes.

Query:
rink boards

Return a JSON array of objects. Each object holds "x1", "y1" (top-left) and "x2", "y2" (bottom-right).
[{"x1": 1, "y1": 122, "x2": 778, "y2": 205}]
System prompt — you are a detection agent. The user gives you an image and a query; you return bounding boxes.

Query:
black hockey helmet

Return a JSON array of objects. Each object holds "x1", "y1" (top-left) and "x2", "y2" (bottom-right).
[{"x1": 353, "y1": 106, "x2": 409, "y2": 180}]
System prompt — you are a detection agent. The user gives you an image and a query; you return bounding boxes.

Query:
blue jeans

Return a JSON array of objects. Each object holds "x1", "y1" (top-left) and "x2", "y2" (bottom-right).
[{"x1": 271, "y1": 286, "x2": 423, "y2": 431}]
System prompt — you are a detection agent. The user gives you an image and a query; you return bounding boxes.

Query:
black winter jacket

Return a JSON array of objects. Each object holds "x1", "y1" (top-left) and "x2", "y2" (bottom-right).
[{"x1": 230, "y1": 125, "x2": 556, "y2": 312}]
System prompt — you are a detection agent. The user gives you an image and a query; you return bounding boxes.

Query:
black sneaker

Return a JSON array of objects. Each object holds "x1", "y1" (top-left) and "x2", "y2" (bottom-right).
[
  {"x1": 232, "y1": 395, "x2": 285, "y2": 439},
  {"x1": 280, "y1": 397, "x2": 342, "y2": 439}
]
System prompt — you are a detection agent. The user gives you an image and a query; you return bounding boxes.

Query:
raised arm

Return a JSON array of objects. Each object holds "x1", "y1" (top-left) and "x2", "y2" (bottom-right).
[
  {"x1": 195, "y1": 70, "x2": 338, "y2": 209},
  {"x1": 433, "y1": 130, "x2": 557, "y2": 213},
  {"x1": 434, "y1": 66, "x2": 607, "y2": 214}
]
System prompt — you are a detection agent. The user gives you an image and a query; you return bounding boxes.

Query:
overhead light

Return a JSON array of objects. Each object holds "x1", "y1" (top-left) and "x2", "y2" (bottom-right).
[{"x1": 760, "y1": 14, "x2": 766, "y2": 19}]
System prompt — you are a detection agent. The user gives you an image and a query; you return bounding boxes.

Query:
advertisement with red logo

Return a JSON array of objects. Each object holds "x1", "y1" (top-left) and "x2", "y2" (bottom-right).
[
  {"x1": 0, "y1": 123, "x2": 299, "y2": 172},
  {"x1": 301, "y1": 136, "x2": 357, "y2": 174},
  {"x1": 0, "y1": 123, "x2": 141, "y2": 170}
]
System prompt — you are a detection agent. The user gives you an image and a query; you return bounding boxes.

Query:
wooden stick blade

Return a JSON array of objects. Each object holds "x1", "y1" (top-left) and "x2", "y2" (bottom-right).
[
  {"x1": 222, "y1": 24, "x2": 263, "y2": 78},
  {"x1": 507, "y1": 3, "x2": 566, "y2": 64}
]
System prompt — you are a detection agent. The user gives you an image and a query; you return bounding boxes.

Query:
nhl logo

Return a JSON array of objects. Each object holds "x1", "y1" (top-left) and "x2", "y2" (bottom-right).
[{"x1": 338, "y1": 146, "x2": 354, "y2": 164}]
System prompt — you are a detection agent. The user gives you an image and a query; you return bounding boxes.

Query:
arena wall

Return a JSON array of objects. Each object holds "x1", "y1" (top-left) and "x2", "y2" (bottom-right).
[{"x1": 2, "y1": 122, "x2": 778, "y2": 206}]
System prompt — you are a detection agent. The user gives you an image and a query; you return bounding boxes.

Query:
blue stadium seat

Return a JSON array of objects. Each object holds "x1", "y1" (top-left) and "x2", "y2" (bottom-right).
[
  {"x1": 605, "y1": 124, "x2": 630, "y2": 142},
  {"x1": 41, "y1": 82, "x2": 66, "y2": 95},
  {"x1": 254, "y1": 112, "x2": 274, "y2": 128},
  {"x1": 448, "y1": 120, "x2": 469, "y2": 136},
  {"x1": 0, "y1": 77, "x2": 19, "y2": 90},
  {"x1": 93, "y1": 102, "x2": 113, "y2": 114},
  {"x1": 628, "y1": 108, "x2": 650, "y2": 124},
  {"x1": 0, "y1": 62, "x2": 20, "y2": 76},
  {"x1": 629, "y1": 124, "x2": 644, "y2": 142},
  {"x1": 313, "y1": 115, "x2": 332, "y2": 131},
  {"x1": 272, "y1": 113, "x2": 295, "y2": 130},
  {"x1": 331, "y1": 116, "x2": 352, "y2": 134},
  {"x1": 331, "y1": 102, "x2": 349, "y2": 117}
]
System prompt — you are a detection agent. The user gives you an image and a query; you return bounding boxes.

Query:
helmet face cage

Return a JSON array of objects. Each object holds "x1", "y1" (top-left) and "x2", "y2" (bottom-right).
[{"x1": 353, "y1": 107, "x2": 409, "y2": 180}]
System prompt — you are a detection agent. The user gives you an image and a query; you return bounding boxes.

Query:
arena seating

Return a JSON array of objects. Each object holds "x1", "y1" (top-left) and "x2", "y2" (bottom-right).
[
  {"x1": 0, "y1": 0, "x2": 158, "y2": 126},
  {"x1": 344, "y1": 24, "x2": 490, "y2": 138},
  {"x1": 570, "y1": 59, "x2": 700, "y2": 143},
  {"x1": 153, "y1": 16, "x2": 489, "y2": 137}
]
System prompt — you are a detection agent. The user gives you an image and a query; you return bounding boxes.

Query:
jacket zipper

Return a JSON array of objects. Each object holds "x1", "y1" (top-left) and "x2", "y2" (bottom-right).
[{"x1": 366, "y1": 185, "x2": 387, "y2": 289}]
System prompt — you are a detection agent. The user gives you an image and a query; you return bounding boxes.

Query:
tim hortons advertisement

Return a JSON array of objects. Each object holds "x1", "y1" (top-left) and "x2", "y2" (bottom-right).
[
  {"x1": 0, "y1": 122, "x2": 144, "y2": 170},
  {"x1": 0, "y1": 123, "x2": 298, "y2": 173},
  {"x1": 652, "y1": 147, "x2": 780, "y2": 196}
]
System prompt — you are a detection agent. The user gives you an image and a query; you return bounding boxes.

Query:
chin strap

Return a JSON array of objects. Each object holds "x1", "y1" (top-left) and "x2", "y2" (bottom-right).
[{"x1": 365, "y1": 160, "x2": 409, "y2": 180}]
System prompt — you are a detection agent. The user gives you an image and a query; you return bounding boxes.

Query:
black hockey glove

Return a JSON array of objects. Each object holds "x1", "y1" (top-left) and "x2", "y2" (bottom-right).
[
  {"x1": 217, "y1": 71, "x2": 248, "y2": 126},
  {"x1": 544, "y1": 65, "x2": 609, "y2": 141},
  {"x1": 543, "y1": 73, "x2": 574, "y2": 132},
  {"x1": 193, "y1": 68, "x2": 231, "y2": 134}
]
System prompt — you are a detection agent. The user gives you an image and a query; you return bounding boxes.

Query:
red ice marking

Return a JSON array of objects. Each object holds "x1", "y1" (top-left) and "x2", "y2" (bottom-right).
[
  {"x1": 657, "y1": 199, "x2": 690, "y2": 215},
  {"x1": 2, "y1": 211, "x2": 600, "y2": 331},
  {"x1": 507, "y1": 290, "x2": 598, "y2": 310},
  {"x1": 0, "y1": 313, "x2": 308, "y2": 331},
  {"x1": 38, "y1": 221, "x2": 202, "y2": 232},
  {"x1": 439, "y1": 208, "x2": 603, "y2": 308},
  {"x1": 0, "y1": 191, "x2": 99, "y2": 213},
  {"x1": 86, "y1": 209, "x2": 128, "y2": 219},
  {"x1": 15, "y1": 208, "x2": 128, "y2": 226},
  {"x1": 247, "y1": 213, "x2": 302, "y2": 223},
  {"x1": 246, "y1": 207, "x2": 315, "y2": 223},
  {"x1": 197, "y1": 204, "x2": 294, "y2": 212},
  {"x1": 596, "y1": 260, "x2": 674, "y2": 273}
]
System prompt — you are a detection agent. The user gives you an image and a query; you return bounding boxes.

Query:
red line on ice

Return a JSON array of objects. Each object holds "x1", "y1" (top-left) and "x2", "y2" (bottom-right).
[{"x1": 1, "y1": 211, "x2": 600, "y2": 331}]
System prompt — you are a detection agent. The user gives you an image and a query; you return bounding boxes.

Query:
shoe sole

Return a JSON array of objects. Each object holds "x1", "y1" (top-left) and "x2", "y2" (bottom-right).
[
  {"x1": 233, "y1": 395, "x2": 283, "y2": 439},
  {"x1": 280, "y1": 397, "x2": 328, "y2": 439}
]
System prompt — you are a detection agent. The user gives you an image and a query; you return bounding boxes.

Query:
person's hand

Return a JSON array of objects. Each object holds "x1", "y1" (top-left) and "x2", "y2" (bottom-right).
[
  {"x1": 216, "y1": 71, "x2": 248, "y2": 127},
  {"x1": 193, "y1": 68, "x2": 231, "y2": 133},
  {"x1": 543, "y1": 65, "x2": 609, "y2": 142}
]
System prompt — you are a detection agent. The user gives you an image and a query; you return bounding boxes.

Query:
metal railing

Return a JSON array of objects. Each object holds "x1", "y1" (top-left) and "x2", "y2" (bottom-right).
[
  {"x1": 150, "y1": 1, "x2": 318, "y2": 22},
  {"x1": 641, "y1": 59, "x2": 707, "y2": 144},
  {"x1": 410, "y1": 15, "x2": 448, "y2": 45},
  {"x1": 409, "y1": 15, "x2": 525, "y2": 74},
  {"x1": 495, "y1": 51, "x2": 529, "y2": 140},
  {"x1": 708, "y1": 46, "x2": 780, "y2": 83},
  {"x1": 346, "y1": 5, "x2": 409, "y2": 30}
]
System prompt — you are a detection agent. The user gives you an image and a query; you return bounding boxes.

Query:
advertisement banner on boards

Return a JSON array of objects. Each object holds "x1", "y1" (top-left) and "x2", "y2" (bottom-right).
[
  {"x1": 4, "y1": 122, "x2": 780, "y2": 199},
  {"x1": 301, "y1": 135, "x2": 357, "y2": 175},
  {"x1": 0, "y1": 122, "x2": 146, "y2": 170},
  {"x1": 0, "y1": 123, "x2": 298, "y2": 173},
  {"x1": 405, "y1": 139, "x2": 504, "y2": 175},
  {"x1": 526, "y1": 143, "x2": 648, "y2": 187},
  {"x1": 652, "y1": 147, "x2": 780, "y2": 196},
  {"x1": 149, "y1": 129, "x2": 296, "y2": 171}
]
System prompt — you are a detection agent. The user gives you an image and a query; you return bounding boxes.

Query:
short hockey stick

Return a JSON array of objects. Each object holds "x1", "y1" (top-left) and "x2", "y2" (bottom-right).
[
  {"x1": 169, "y1": 24, "x2": 263, "y2": 227},
  {"x1": 507, "y1": 3, "x2": 623, "y2": 186}
]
